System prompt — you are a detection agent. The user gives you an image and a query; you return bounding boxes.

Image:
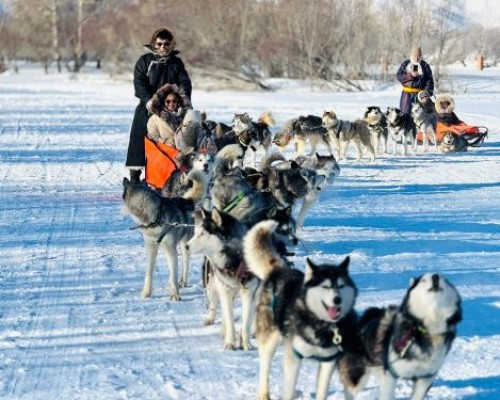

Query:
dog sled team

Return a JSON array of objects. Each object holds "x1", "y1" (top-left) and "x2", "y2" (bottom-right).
[
  {"x1": 122, "y1": 103, "x2": 464, "y2": 399},
  {"x1": 123, "y1": 31, "x2": 469, "y2": 399}
]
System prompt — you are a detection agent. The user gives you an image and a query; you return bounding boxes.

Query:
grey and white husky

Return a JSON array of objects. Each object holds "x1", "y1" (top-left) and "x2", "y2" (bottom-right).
[
  {"x1": 122, "y1": 170, "x2": 207, "y2": 301},
  {"x1": 364, "y1": 106, "x2": 389, "y2": 155},
  {"x1": 243, "y1": 220, "x2": 358, "y2": 400},
  {"x1": 440, "y1": 131, "x2": 470, "y2": 153},
  {"x1": 411, "y1": 103, "x2": 437, "y2": 152},
  {"x1": 385, "y1": 107, "x2": 417, "y2": 156},
  {"x1": 322, "y1": 110, "x2": 375, "y2": 161},
  {"x1": 339, "y1": 273, "x2": 462, "y2": 400},
  {"x1": 273, "y1": 115, "x2": 331, "y2": 157},
  {"x1": 187, "y1": 208, "x2": 259, "y2": 350}
]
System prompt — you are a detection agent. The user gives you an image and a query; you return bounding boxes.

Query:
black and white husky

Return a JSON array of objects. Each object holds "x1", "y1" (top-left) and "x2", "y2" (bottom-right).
[
  {"x1": 364, "y1": 106, "x2": 389, "y2": 155},
  {"x1": 122, "y1": 170, "x2": 208, "y2": 301},
  {"x1": 243, "y1": 220, "x2": 358, "y2": 400},
  {"x1": 339, "y1": 273, "x2": 462, "y2": 400},
  {"x1": 385, "y1": 107, "x2": 417, "y2": 156},
  {"x1": 187, "y1": 208, "x2": 259, "y2": 351}
]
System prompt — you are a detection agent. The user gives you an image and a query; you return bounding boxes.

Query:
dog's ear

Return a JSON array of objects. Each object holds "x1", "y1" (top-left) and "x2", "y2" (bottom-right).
[
  {"x1": 211, "y1": 208, "x2": 224, "y2": 227},
  {"x1": 123, "y1": 177, "x2": 130, "y2": 186},
  {"x1": 338, "y1": 256, "x2": 350, "y2": 272},
  {"x1": 284, "y1": 205, "x2": 292, "y2": 217},
  {"x1": 193, "y1": 208, "x2": 204, "y2": 224},
  {"x1": 266, "y1": 205, "x2": 277, "y2": 218},
  {"x1": 290, "y1": 160, "x2": 300, "y2": 170},
  {"x1": 304, "y1": 258, "x2": 318, "y2": 283},
  {"x1": 200, "y1": 207, "x2": 210, "y2": 220}
]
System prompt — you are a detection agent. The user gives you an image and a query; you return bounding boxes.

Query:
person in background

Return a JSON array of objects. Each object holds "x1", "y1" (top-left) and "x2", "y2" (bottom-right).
[
  {"x1": 396, "y1": 45, "x2": 434, "y2": 115},
  {"x1": 416, "y1": 90, "x2": 435, "y2": 115},
  {"x1": 125, "y1": 28, "x2": 192, "y2": 183}
]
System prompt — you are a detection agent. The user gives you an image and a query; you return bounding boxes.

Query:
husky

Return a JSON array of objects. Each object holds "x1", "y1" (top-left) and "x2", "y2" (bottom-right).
[
  {"x1": 440, "y1": 131, "x2": 470, "y2": 153},
  {"x1": 273, "y1": 115, "x2": 331, "y2": 157},
  {"x1": 161, "y1": 147, "x2": 212, "y2": 198},
  {"x1": 188, "y1": 208, "x2": 259, "y2": 350},
  {"x1": 210, "y1": 144, "x2": 275, "y2": 225},
  {"x1": 232, "y1": 112, "x2": 274, "y2": 167},
  {"x1": 411, "y1": 103, "x2": 437, "y2": 152},
  {"x1": 339, "y1": 273, "x2": 462, "y2": 400},
  {"x1": 364, "y1": 106, "x2": 388, "y2": 155},
  {"x1": 122, "y1": 170, "x2": 208, "y2": 301},
  {"x1": 275, "y1": 152, "x2": 340, "y2": 229},
  {"x1": 200, "y1": 111, "x2": 232, "y2": 139},
  {"x1": 243, "y1": 220, "x2": 358, "y2": 400},
  {"x1": 385, "y1": 107, "x2": 417, "y2": 156},
  {"x1": 322, "y1": 111, "x2": 375, "y2": 161}
]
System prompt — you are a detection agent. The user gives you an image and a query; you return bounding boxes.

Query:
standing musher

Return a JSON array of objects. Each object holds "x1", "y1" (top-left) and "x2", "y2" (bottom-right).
[
  {"x1": 396, "y1": 45, "x2": 434, "y2": 115},
  {"x1": 125, "y1": 28, "x2": 192, "y2": 183}
]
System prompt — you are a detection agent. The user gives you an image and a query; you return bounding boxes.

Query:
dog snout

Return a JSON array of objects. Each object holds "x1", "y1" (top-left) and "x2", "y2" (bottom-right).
[
  {"x1": 333, "y1": 296, "x2": 341, "y2": 305},
  {"x1": 431, "y1": 273, "x2": 440, "y2": 290}
]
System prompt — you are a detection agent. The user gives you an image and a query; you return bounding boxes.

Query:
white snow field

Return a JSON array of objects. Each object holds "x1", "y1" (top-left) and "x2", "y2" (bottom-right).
[{"x1": 0, "y1": 65, "x2": 499, "y2": 399}]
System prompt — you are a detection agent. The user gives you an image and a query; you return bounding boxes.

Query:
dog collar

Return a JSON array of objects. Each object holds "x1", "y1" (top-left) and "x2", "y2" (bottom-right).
[{"x1": 223, "y1": 191, "x2": 246, "y2": 213}]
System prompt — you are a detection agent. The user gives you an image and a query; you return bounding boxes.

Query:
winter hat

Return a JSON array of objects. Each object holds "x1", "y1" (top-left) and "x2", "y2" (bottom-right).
[
  {"x1": 434, "y1": 93, "x2": 455, "y2": 114},
  {"x1": 417, "y1": 91, "x2": 430, "y2": 101},
  {"x1": 411, "y1": 46, "x2": 422, "y2": 57}
]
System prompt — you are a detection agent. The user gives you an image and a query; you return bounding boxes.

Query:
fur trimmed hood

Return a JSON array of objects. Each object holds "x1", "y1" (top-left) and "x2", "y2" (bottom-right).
[
  {"x1": 435, "y1": 93, "x2": 455, "y2": 114},
  {"x1": 149, "y1": 83, "x2": 192, "y2": 115}
]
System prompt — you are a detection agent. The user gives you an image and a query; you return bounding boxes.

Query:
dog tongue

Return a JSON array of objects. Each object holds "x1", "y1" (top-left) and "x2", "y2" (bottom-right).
[{"x1": 327, "y1": 306, "x2": 340, "y2": 320}]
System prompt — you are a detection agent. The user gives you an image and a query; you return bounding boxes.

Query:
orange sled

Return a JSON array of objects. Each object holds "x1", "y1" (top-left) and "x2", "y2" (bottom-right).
[
  {"x1": 417, "y1": 121, "x2": 488, "y2": 145},
  {"x1": 144, "y1": 136, "x2": 179, "y2": 190}
]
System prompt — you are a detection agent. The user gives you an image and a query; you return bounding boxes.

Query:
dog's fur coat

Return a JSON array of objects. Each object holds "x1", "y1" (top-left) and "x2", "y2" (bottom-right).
[
  {"x1": 338, "y1": 273, "x2": 462, "y2": 400},
  {"x1": 322, "y1": 111, "x2": 376, "y2": 161},
  {"x1": 411, "y1": 103, "x2": 438, "y2": 152},
  {"x1": 364, "y1": 106, "x2": 389, "y2": 155},
  {"x1": 122, "y1": 170, "x2": 208, "y2": 300},
  {"x1": 385, "y1": 107, "x2": 417, "y2": 156},
  {"x1": 244, "y1": 220, "x2": 358, "y2": 400}
]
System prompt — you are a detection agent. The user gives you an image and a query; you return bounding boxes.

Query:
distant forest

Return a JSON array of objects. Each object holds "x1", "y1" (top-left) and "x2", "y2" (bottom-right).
[{"x1": 1, "y1": 0, "x2": 499, "y2": 87}]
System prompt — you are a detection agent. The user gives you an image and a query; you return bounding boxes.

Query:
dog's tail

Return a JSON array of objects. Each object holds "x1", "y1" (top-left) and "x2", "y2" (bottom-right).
[
  {"x1": 259, "y1": 151, "x2": 286, "y2": 171},
  {"x1": 243, "y1": 220, "x2": 288, "y2": 281},
  {"x1": 183, "y1": 169, "x2": 208, "y2": 206}
]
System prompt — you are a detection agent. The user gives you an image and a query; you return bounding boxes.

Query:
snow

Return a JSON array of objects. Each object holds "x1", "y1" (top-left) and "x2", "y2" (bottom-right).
[{"x1": 0, "y1": 65, "x2": 499, "y2": 400}]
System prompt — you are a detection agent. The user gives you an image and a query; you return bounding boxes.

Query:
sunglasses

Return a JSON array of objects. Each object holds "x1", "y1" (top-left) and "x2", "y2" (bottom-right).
[
  {"x1": 165, "y1": 99, "x2": 178, "y2": 104},
  {"x1": 155, "y1": 41, "x2": 170, "y2": 48}
]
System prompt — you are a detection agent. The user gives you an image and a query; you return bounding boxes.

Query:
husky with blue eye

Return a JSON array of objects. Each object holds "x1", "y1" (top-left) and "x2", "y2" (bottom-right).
[
  {"x1": 338, "y1": 273, "x2": 462, "y2": 400},
  {"x1": 243, "y1": 220, "x2": 358, "y2": 400}
]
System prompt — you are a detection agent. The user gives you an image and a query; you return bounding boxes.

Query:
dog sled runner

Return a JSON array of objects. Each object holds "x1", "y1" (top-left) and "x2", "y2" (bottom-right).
[
  {"x1": 144, "y1": 136, "x2": 179, "y2": 189},
  {"x1": 417, "y1": 122, "x2": 488, "y2": 146}
]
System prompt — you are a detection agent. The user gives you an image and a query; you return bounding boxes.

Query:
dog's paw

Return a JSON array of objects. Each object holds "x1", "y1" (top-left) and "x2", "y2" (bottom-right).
[
  {"x1": 170, "y1": 292, "x2": 181, "y2": 301},
  {"x1": 140, "y1": 287, "x2": 152, "y2": 299},
  {"x1": 203, "y1": 317, "x2": 215, "y2": 326},
  {"x1": 178, "y1": 279, "x2": 188, "y2": 288},
  {"x1": 223, "y1": 342, "x2": 237, "y2": 351},
  {"x1": 240, "y1": 342, "x2": 254, "y2": 351}
]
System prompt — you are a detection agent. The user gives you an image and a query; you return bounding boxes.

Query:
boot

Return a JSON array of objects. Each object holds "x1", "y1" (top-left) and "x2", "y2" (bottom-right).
[{"x1": 129, "y1": 169, "x2": 141, "y2": 183}]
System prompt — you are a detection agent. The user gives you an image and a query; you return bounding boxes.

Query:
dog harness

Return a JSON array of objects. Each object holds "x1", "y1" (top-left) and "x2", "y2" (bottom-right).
[
  {"x1": 331, "y1": 119, "x2": 353, "y2": 139},
  {"x1": 223, "y1": 191, "x2": 246, "y2": 213},
  {"x1": 292, "y1": 326, "x2": 343, "y2": 362}
]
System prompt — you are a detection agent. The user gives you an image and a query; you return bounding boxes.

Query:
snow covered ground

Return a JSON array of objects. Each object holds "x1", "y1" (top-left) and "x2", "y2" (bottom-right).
[{"x1": 0, "y1": 65, "x2": 499, "y2": 400}]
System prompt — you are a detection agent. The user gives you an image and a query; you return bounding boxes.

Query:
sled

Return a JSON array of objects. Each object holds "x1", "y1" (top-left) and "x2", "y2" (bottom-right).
[
  {"x1": 417, "y1": 122, "x2": 488, "y2": 146},
  {"x1": 144, "y1": 136, "x2": 179, "y2": 190}
]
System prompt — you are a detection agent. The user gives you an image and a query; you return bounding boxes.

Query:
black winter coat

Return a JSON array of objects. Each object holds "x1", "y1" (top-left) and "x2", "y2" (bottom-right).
[{"x1": 125, "y1": 49, "x2": 192, "y2": 168}]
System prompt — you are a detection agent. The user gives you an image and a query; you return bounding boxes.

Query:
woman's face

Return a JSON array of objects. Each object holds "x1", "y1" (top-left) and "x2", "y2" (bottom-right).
[
  {"x1": 165, "y1": 94, "x2": 179, "y2": 112},
  {"x1": 154, "y1": 39, "x2": 171, "y2": 55}
]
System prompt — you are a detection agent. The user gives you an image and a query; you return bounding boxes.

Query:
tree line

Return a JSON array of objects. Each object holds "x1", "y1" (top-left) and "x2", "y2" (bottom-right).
[{"x1": 1, "y1": 0, "x2": 499, "y2": 89}]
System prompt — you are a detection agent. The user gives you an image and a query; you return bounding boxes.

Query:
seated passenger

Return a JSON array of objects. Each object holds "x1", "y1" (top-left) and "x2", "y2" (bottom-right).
[{"x1": 434, "y1": 93, "x2": 463, "y2": 126}]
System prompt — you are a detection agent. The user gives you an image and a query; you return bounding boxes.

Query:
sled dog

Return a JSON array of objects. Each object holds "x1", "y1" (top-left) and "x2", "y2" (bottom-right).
[
  {"x1": 273, "y1": 115, "x2": 331, "y2": 157},
  {"x1": 440, "y1": 131, "x2": 470, "y2": 153},
  {"x1": 364, "y1": 106, "x2": 389, "y2": 155},
  {"x1": 322, "y1": 111, "x2": 375, "y2": 161},
  {"x1": 385, "y1": 107, "x2": 417, "y2": 156},
  {"x1": 188, "y1": 208, "x2": 259, "y2": 350},
  {"x1": 122, "y1": 170, "x2": 207, "y2": 301},
  {"x1": 244, "y1": 220, "x2": 358, "y2": 400},
  {"x1": 411, "y1": 103, "x2": 437, "y2": 152},
  {"x1": 339, "y1": 273, "x2": 462, "y2": 400},
  {"x1": 161, "y1": 147, "x2": 212, "y2": 198},
  {"x1": 210, "y1": 144, "x2": 275, "y2": 225}
]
